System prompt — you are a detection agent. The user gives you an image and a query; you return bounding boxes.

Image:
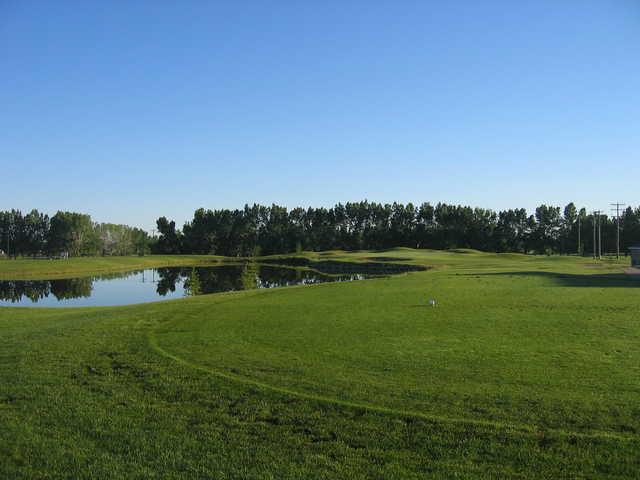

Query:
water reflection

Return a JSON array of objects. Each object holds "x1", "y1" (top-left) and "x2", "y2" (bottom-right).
[
  {"x1": 156, "y1": 264, "x2": 365, "y2": 296},
  {"x1": 0, "y1": 277, "x2": 93, "y2": 303},
  {"x1": 0, "y1": 264, "x2": 369, "y2": 307}
]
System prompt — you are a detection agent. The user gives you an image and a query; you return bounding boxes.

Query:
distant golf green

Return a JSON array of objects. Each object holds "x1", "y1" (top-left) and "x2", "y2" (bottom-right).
[{"x1": 1, "y1": 250, "x2": 638, "y2": 479}]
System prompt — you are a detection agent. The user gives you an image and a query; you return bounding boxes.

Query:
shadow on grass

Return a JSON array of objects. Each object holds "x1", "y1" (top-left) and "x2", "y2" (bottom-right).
[
  {"x1": 463, "y1": 271, "x2": 640, "y2": 288},
  {"x1": 364, "y1": 256, "x2": 407, "y2": 262}
]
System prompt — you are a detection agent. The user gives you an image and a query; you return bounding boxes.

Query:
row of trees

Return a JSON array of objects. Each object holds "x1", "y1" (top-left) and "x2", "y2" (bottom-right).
[
  {"x1": 4, "y1": 202, "x2": 639, "y2": 258},
  {"x1": 153, "y1": 201, "x2": 640, "y2": 257},
  {"x1": 0, "y1": 210, "x2": 149, "y2": 257}
]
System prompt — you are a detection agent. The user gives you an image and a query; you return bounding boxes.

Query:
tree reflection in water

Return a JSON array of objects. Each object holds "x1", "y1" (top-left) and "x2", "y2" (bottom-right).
[
  {"x1": 0, "y1": 264, "x2": 371, "y2": 305},
  {"x1": 0, "y1": 278, "x2": 93, "y2": 303},
  {"x1": 155, "y1": 264, "x2": 366, "y2": 296}
]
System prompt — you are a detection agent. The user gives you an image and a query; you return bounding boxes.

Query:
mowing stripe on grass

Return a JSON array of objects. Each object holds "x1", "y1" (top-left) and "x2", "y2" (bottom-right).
[{"x1": 147, "y1": 305, "x2": 635, "y2": 444}]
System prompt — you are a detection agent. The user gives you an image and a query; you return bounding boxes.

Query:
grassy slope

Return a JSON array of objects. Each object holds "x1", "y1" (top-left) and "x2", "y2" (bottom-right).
[{"x1": 1, "y1": 250, "x2": 639, "y2": 479}]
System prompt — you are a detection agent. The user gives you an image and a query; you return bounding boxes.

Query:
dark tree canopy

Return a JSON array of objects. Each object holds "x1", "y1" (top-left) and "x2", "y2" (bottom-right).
[
  {"x1": 2, "y1": 202, "x2": 639, "y2": 258},
  {"x1": 153, "y1": 201, "x2": 640, "y2": 257}
]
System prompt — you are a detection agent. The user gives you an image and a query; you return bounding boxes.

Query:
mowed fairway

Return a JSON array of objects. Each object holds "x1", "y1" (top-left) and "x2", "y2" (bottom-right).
[{"x1": 1, "y1": 250, "x2": 639, "y2": 479}]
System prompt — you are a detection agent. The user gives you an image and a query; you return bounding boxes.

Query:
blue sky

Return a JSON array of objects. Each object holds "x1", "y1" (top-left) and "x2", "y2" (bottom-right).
[{"x1": 1, "y1": 1, "x2": 639, "y2": 230}]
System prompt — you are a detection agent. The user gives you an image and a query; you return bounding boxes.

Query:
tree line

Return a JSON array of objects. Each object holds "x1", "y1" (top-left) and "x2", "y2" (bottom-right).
[
  {"x1": 3, "y1": 202, "x2": 639, "y2": 258},
  {"x1": 153, "y1": 201, "x2": 640, "y2": 257},
  {"x1": 0, "y1": 210, "x2": 148, "y2": 257}
]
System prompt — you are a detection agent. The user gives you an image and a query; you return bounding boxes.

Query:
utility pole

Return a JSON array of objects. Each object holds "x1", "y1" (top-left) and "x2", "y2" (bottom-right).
[
  {"x1": 598, "y1": 212, "x2": 602, "y2": 259},
  {"x1": 6, "y1": 217, "x2": 11, "y2": 259},
  {"x1": 610, "y1": 203, "x2": 625, "y2": 260},
  {"x1": 577, "y1": 215, "x2": 581, "y2": 256},
  {"x1": 592, "y1": 212, "x2": 596, "y2": 259},
  {"x1": 592, "y1": 211, "x2": 602, "y2": 260}
]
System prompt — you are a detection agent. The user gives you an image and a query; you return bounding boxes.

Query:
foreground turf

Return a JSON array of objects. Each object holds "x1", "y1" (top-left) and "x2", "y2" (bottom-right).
[{"x1": 1, "y1": 250, "x2": 638, "y2": 478}]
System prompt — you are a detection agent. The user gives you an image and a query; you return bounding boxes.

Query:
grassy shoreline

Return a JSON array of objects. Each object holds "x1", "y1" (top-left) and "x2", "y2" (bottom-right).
[
  {"x1": 0, "y1": 249, "x2": 630, "y2": 280},
  {"x1": 0, "y1": 255, "x2": 227, "y2": 280}
]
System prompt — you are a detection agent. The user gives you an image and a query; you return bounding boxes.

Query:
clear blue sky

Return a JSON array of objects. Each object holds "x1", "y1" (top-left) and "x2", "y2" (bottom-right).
[{"x1": 1, "y1": 1, "x2": 639, "y2": 230}]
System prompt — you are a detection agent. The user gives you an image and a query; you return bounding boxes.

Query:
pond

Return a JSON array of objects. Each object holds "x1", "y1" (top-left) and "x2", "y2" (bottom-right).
[{"x1": 0, "y1": 264, "x2": 371, "y2": 308}]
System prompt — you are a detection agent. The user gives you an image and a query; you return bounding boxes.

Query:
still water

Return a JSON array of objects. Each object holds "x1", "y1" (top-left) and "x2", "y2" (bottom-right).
[{"x1": 0, "y1": 265, "x2": 368, "y2": 308}]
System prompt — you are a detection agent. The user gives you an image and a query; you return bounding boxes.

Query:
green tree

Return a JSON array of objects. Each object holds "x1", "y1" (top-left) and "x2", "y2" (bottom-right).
[{"x1": 155, "y1": 217, "x2": 182, "y2": 254}]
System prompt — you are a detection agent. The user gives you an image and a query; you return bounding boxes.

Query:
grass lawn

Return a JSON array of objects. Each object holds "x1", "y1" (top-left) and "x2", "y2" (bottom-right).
[
  {"x1": 1, "y1": 250, "x2": 638, "y2": 478},
  {"x1": 0, "y1": 255, "x2": 226, "y2": 280}
]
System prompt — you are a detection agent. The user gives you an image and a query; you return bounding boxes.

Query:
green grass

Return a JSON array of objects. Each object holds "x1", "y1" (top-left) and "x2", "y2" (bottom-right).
[
  {"x1": 0, "y1": 255, "x2": 225, "y2": 280},
  {"x1": 1, "y1": 250, "x2": 639, "y2": 478}
]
